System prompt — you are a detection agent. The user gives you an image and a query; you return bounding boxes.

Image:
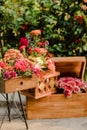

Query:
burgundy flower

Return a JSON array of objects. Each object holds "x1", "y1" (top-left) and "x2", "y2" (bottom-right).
[
  {"x1": 79, "y1": 16, "x2": 84, "y2": 24},
  {"x1": 4, "y1": 71, "x2": 17, "y2": 80},
  {"x1": 64, "y1": 89, "x2": 72, "y2": 97},
  {"x1": 20, "y1": 37, "x2": 28, "y2": 48},
  {"x1": 28, "y1": 48, "x2": 33, "y2": 54},
  {"x1": 21, "y1": 24, "x2": 28, "y2": 30},
  {"x1": 29, "y1": 65, "x2": 40, "y2": 75},
  {"x1": 74, "y1": 15, "x2": 79, "y2": 20},
  {"x1": 74, "y1": 15, "x2": 84, "y2": 24},
  {"x1": 74, "y1": 38, "x2": 80, "y2": 44}
]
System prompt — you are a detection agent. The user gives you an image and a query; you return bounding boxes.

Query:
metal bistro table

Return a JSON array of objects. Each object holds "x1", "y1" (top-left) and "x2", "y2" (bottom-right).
[{"x1": 0, "y1": 77, "x2": 29, "y2": 129}]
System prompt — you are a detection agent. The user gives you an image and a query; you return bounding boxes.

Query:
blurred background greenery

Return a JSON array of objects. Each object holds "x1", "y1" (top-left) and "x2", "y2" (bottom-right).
[{"x1": 0, "y1": 0, "x2": 87, "y2": 80}]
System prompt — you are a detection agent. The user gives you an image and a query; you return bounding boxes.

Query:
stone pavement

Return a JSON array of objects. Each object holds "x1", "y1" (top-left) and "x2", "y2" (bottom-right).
[
  {"x1": 0, "y1": 117, "x2": 87, "y2": 130},
  {"x1": 0, "y1": 107, "x2": 87, "y2": 130}
]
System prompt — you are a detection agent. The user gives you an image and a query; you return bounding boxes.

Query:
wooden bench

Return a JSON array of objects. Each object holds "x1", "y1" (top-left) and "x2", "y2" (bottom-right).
[{"x1": 21, "y1": 56, "x2": 87, "y2": 119}]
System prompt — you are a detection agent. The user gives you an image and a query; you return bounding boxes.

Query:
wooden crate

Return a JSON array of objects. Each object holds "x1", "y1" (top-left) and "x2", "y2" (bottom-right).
[
  {"x1": 23, "y1": 56, "x2": 87, "y2": 119},
  {"x1": 26, "y1": 93, "x2": 87, "y2": 119},
  {"x1": 0, "y1": 76, "x2": 37, "y2": 93},
  {"x1": 52, "y1": 56, "x2": 86, "y2": 80},
  {"x1": 21, "y1": 71, "x2": 60, "y2": 99}
]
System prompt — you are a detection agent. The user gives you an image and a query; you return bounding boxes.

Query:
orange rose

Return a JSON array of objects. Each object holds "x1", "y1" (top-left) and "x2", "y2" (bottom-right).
[
  {"x1": 39, "y1": 48, "x2": 48, "y2": 55},
  {"x1": 3, "y1": 64, "x2": 14, "y2": 71},
  {"x1": 30, "y1": 30, "x2": 41, "y2": 36},
  {"x1": 83, "y1": 0, "x2": 87, "y2": 3},
  {"x1": 81, "y1": 5, "x2": 87, "y2": 11}
]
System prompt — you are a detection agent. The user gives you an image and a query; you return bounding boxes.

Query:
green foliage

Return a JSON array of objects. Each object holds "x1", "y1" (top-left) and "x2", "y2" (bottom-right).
[{"x1": 0, "y1": 0, "x2": 87, "y2": 58}]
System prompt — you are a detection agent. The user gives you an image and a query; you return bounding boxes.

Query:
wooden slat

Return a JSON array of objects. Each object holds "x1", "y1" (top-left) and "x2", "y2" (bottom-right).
[
  {"x1": 21, "y1": 71, "x2": 60, "y2": 99},
  {"x1": 52, "y1": 57, "x2": 86, "y2": 62},
  {"x1": 26, "y1": 93, "x2": 87, "y2": 119},
  {"x1": 0, "y1": 76, "x2": 37, "y2": 93},
  {"x1": 52, "y1": 57, "x2": 86, "y2": 79}
]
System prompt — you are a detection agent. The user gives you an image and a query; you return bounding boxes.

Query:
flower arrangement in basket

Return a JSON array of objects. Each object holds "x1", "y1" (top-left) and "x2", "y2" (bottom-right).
[
  {"x1": 56, "y1": 77, "x2": 87, "y2": 98},
  {"x1": 0, "y1": 30, "x2": 55, "y2": 80}
]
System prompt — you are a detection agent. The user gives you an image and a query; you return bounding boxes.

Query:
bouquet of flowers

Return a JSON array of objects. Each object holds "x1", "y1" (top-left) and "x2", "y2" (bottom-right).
[
  {"x1": 0, "y1": 49, "x2": 41, "y2": 80},
  {"x1": 19, "y1": 29, "x2": 55, "y2": 73},
  {"x1": 0, "y1": 30, "x2": 55, "y2": 80},
  {"x1": 56, "y1": 77, "x2": 87, "y2": 98}
]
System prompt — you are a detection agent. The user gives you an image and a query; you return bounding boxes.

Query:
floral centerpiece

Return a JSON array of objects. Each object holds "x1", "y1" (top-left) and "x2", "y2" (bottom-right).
[
  {"x1": 56, "y1": 77, "x2": 87, "y2": 98},
  {"x1": 0, "y1": 30, "x2": 55, "y2": 80},
  {"x1": 19, "y1": 29, "x2": 55, "y2": 74},
  {"x1": 0, "y1": 49, "x2": 40, "y2": 80}
]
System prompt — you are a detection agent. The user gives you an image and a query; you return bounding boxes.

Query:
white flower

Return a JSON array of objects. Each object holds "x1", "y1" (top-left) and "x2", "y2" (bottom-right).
[{"x1": 35, "y1": 57, "x2": 44, "y2": 65}]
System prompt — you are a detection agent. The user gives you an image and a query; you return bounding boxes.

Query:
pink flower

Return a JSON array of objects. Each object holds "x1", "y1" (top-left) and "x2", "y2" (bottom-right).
[
  {"x1": 38, "y1": 41, "x2": 49, "y2": 47},
  {"x1": 0, "y1": 62, "x2": 4, "y2": 69},
  {"x1": 65, "y1": 84, "x2": 73, "y2": 92},
  {"x1": 73, "y1": 86, "x2": 80, "y2": 93},
  {"x1": 19, "y1": 45, "x2": 26, "y2": 50},
  {"x1": 79, "y1": 82, "x2": 87, "y2": 89},
  {"x1": 34, "y1": 47, "x2": 40, "y2": 53},
  {"x1": 38, "y1": 42, "x2": 43, "y2": 46},
  {"x1": 15, "y1": 59, "x2": 29, "y2": 72},
  {"x1": 29, "y1": 66, "x2": 40, "y2": 75},
  {"x1": 56, "y1": 77, "x2": 87, "y2": 97},
  {"x1": 74, "y1": 78, "x2": 82, "y2": 86},
  {"x1": 64, "y1": 89, "x2": 72, "y2": 98},
  {"x1": 47, "y1": 58, "x2": 55, "y2": 73},
  {"x1": 4, "y1": 70, "x2": 17, "y2": 79},
  {"x1": 20, "y1": 37, "x2": 28, "y2": 47},
  {"x1": 57, "y1": 81, "x2": 66, "y2": 89}
]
